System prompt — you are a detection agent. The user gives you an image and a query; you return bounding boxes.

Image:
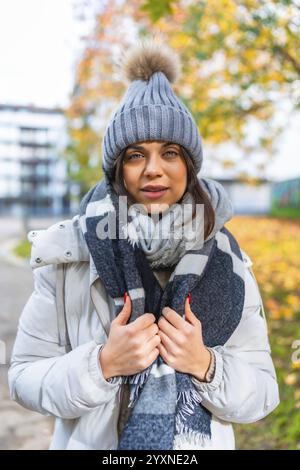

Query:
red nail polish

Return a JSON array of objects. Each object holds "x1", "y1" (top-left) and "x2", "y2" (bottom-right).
[
  {"x1": 124, "y1": 292, "x2": 127, "y2": 303},
  {"x1": 187, "y1": 292, "x2": 191, "y2": 304}
]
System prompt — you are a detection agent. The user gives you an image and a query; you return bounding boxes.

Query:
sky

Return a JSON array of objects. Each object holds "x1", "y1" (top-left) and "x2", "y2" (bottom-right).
[
  {"x1": 0, "y1": 0, "x2": 299, "y2": 182},
  {"x1": 0, "y1": 0, "x2": 87, "y2": 107}
]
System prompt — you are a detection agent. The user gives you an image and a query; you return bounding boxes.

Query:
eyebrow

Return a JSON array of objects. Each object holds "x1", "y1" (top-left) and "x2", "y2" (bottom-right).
[{"x1": 126, "y1": 142, "x2": 178, "y2": 151}]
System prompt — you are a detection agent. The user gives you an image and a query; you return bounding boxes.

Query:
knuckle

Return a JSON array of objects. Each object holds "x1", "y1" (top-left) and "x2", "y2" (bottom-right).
[
  {"x1": 185, "y1": 325, "x2": 193, "y2": 336},
  {"x1": 126, "y1": 326, "x2": 135, "y2": 338},
  {"x1": 131, "y1": 337, "x2": 141, "y2": 348},
  {"x1": 135, "y1": 349, "x2": 144, "y2": 360},
  {"x1": 138, "y1": 357, "x2": 148, "y2": 369},
  {"x1": 176, "y1": 336, "x2": 185, "y2": 347}
]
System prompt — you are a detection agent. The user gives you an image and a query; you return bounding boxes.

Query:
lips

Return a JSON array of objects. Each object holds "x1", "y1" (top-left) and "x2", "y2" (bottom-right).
[
  {"x1": 141, "y1": 185, "x2": 168, "y2": 192},
  {"x1": 140, "y1": 186, "x2": 169, "y2": 199}
]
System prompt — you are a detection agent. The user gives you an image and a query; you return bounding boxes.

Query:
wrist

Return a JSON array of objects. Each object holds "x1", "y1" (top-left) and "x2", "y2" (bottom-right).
[
  {"x1": 191, "y1": 347, "x2": 212, "y2": 382},
  {"x1": 99, "y1": 344, "x2": 115, "y2": 381}
]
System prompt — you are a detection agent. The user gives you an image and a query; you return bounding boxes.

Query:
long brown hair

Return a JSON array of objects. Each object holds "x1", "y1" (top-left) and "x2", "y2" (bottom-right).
[{"x1": 111, "y1": 144, "x2": 215, "y2": 241}]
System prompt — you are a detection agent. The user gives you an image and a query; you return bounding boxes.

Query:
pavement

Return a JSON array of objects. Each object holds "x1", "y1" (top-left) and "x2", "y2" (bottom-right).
[{"x1": 0, "y1": 216, "x2": 63, "y2": 450}]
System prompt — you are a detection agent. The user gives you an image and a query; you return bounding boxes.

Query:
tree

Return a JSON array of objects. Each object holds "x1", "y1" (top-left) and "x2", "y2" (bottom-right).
[
  {"x1": 139, "y1": 0, "x2": 300, "y2": 177},
  {"x1": 65, "y1": 0, "x2": 133, "y2": 195},
  {"x1": 65, "y1": 0, "x2": 300, "y2": 189}
]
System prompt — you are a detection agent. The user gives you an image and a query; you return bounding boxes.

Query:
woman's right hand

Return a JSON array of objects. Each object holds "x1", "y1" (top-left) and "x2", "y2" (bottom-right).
[{"x1": 99, "y1": 293, "x2": 161, "y2": 379}]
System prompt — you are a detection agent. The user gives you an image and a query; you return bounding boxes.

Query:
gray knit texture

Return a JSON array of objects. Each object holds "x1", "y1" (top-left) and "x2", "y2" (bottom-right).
[{"x1": 102, "y1": 71, "x2": 203, "y2": 179}]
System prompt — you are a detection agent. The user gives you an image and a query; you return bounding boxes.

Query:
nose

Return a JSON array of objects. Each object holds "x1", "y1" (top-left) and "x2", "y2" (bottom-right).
[{"x1": 143, "y1": 154, "x2": 163, "y2": 177}]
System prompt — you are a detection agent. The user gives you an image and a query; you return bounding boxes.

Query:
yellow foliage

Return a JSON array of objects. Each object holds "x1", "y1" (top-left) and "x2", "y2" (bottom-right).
[
  {"x1": 227, "y1": 216, "x2": 300, "y2": 323},
  {"x1": 285, "y1": 373, "x2": 298, "y2": 386}
]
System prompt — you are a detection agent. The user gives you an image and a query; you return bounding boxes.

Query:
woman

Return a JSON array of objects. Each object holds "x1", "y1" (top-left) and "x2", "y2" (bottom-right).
[{"x1": 8, "y1": 38, "x2": 279, "y2": 450}]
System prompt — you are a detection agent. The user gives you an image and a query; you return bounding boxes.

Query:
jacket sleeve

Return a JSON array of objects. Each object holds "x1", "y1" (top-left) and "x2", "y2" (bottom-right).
[
  {"x1": 8, "y1": 264, "x2": 121, "y2": 420},
  {"x1": 191, "y1": 252, "x2": 280, "y2": 423}
]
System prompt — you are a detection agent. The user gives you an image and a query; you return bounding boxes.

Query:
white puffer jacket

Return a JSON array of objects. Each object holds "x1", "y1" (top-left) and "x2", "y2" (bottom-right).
[{"x1": 8, "y1": 216, "x2": 280, "y2": 450}]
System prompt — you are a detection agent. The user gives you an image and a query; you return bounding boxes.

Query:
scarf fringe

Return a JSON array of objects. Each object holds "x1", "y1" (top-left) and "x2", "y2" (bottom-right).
[
  {"x1": 174, "y1": 422, "x2": 212, "y2": 448},
  {"x1": 174, "y1": 387, "x2": 211, "y2": 448},
  {"x1": 122, "y1": 368, "x2": 151, "y2": 408},
  {"x1": 176, "y1": 389, "x2": 203, "y2": 437},
  {"x1": 177, "y1": 388, "x2": 203, "y2": 409}
]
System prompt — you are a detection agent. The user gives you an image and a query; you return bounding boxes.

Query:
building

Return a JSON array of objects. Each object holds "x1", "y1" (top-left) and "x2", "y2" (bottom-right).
[
  {"x1": 0, "y1": 103, "x2": 71, "y2": 216},
  {"x1": 270, "y1": 177, "x2": 300, "y2": 217},
  {"x1": 215, "y1": 177, "x2": 272, "y2": 214}
]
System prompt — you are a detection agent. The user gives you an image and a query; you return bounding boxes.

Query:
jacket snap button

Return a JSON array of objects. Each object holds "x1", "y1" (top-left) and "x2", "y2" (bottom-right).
[
  {"x1": 35, "y1": 257, "x2": 42, "y2": 263},
  {"x1": 65, "y1": 251, "x2": 72, "y2": 257}
]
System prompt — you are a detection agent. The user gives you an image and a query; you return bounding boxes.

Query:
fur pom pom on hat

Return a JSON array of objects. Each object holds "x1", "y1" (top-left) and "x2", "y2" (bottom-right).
[
  {"x1": 102, "y1": 37, "x2": 203, "y2": 179},
  {"x1": 121, "y1": 37, "x2": 181, "y2": 84}
]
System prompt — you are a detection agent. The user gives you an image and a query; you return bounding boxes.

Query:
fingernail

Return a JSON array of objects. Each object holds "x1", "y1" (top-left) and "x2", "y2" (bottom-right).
[
  {"x1": 187, "y1": 292, "x2": 191, "y2": 304},
  {"x1": 124, "y1": 291, "x2": 127, "y2": 303}
]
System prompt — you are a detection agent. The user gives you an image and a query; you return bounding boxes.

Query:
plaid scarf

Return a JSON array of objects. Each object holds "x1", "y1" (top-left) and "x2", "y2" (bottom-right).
[{"x1": 79, "y1": 175, "x2": 245, "y2": 450}]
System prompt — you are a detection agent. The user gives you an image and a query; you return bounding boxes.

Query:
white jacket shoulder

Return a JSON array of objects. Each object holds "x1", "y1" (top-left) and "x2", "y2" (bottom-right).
[{"x1": 27, "y1": 215, "x2": 89, "y2": 269}]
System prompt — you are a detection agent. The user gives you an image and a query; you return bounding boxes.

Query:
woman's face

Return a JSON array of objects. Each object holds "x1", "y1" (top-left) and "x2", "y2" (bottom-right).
[{"x1": 122, "y1": 140, "x2": 188, "y2": 214}]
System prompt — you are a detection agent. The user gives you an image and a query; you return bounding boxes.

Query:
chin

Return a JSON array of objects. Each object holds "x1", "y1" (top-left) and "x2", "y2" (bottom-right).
[{"x1": 146, "y1": 202, "x2": 171, "y2": 215}]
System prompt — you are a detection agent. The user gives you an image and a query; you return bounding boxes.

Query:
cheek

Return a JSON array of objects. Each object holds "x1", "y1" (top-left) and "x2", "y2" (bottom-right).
[
  {"x1": 123, "y1": 169, "x2": 138, "y2": 192},
  {"x1": 169, "y1": 163, "x2": 187, "y2": 192}
]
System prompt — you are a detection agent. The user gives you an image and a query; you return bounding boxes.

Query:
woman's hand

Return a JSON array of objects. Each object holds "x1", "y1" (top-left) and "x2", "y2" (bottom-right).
[
  {"x1": 99, "y1": 293, "x2": 161, "y2": 379},
  {"x1": 157, "y1": 297, "x2": 211, "y2": 381}
]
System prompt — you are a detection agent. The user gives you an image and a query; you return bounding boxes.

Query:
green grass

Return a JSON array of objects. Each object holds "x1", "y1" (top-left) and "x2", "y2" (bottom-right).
[
  {"x1": 270, "y1": 207, "x2": 300, "y2": 219},
  {"x1": 13, "y1": 239, "x2": 31, "y2": 259},
  {"x1": 234, "y1": 310, "x2": 300, "y2": 450}
]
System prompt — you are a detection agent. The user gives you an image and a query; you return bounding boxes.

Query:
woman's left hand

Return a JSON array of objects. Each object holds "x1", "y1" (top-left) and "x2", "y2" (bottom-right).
[{"x1": 157, "y1": 296, "x2": 211, "y2": 381}]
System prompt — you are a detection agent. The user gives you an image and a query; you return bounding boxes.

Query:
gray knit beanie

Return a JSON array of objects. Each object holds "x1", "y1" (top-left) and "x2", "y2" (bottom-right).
[{"x1": 102, "y1": 37, "x2": 204, "y2": 179}]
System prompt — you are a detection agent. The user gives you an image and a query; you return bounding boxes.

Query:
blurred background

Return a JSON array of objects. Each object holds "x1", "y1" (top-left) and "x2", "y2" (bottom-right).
[{"x1": 0, "y1": 0, "x2": 299, "y2": 450}]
